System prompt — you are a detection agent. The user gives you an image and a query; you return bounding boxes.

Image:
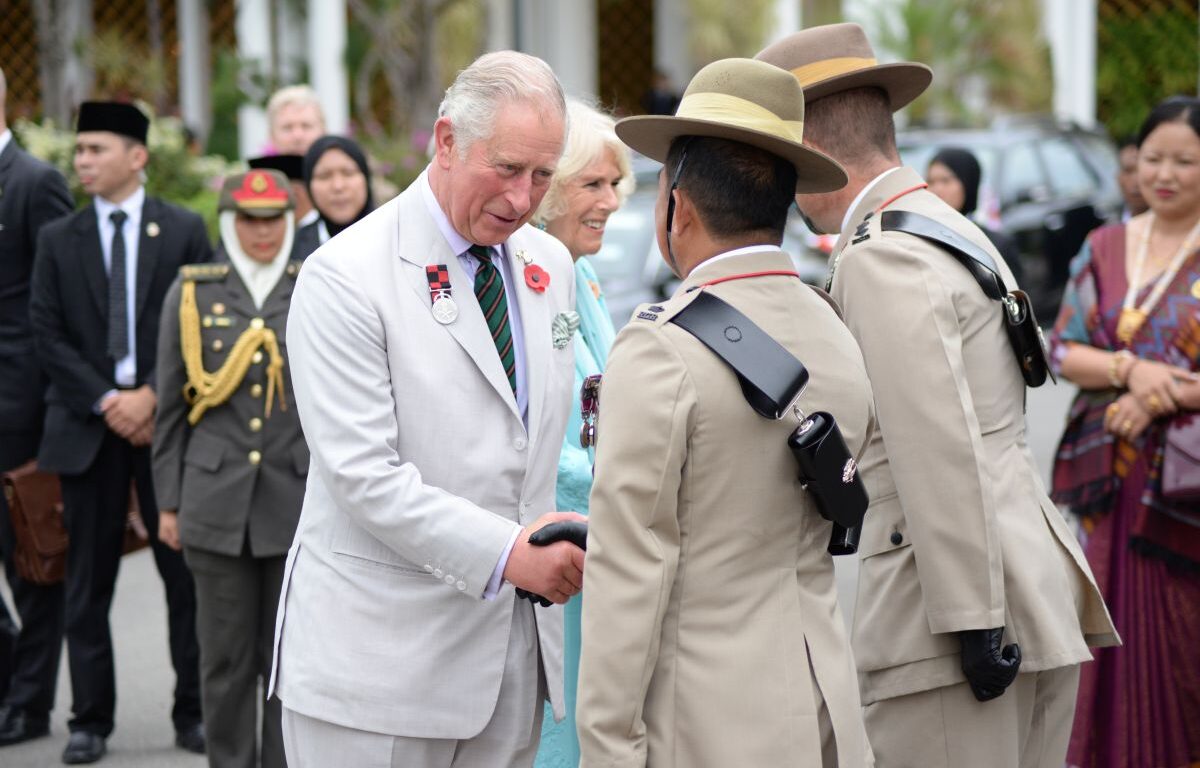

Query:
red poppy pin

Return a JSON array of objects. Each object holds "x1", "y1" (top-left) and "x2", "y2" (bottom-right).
[{"x1": 524, "y1": 263, "x2": 550, "y2": 293}]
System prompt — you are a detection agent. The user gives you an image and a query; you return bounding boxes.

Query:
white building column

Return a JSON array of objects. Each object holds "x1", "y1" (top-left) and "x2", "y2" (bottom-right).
[
  {"x1": 235, "y1": 0, "x2": 271, "y2": 157},
  {"x1": 486, "y1": 0, "x2": 516, "y2": 51},
  {"x1": 176, "y1": 0, "x2": 211, "y2": 141},
  {"x1": 518, "y1": 0, "x2": 597, "y2": 98},
  {"x1": 767, "y1": 0, "x2": 801, "y2": 44},
  {"x1": 1044, "y1": 0, "x2": 1097, "y2": 128},
  {"x1": 307, "y1": 0, "x2": 350, "y2": 135},
  {"x1": 655, "y1": 0, "x2": 691, "y2": 94}
]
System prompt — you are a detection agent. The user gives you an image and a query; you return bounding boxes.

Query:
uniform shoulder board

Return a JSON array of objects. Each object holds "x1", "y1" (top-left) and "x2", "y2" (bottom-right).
[
  {"x1": 179, "y1": 263, "x2": 229, "y2": 282},
  {"x1": 634, "y1": 303, "x2": 667, "y2": 323},
  {"x1": 286, "y1": 260, "x2": 304, "y2": 277},
  {"x1": 851, "y1": 213, "x2": 873, "y2": 246}
]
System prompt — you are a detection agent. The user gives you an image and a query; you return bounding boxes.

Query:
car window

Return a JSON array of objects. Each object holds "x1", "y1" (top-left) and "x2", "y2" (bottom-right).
[
  {"x1": 999, "y1": 142, "x2": 1044, "y2": 204},
  {"x1": 1039, "y1": 137, "x2": 1098, "y2": 197}
]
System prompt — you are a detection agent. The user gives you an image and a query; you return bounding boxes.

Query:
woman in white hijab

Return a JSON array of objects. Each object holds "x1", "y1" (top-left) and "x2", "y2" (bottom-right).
[{"x1": 153, "y1": 169, "x2": 308, "y2": 768}]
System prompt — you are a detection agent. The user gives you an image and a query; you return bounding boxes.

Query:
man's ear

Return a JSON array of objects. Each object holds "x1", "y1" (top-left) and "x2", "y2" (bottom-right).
[
  {"x1": 433, "y1": 117, "x2": 455, "y2": 170},
  {"x1": 672, "y1": 187, "x2": 695, "y2": 237},
  {"x1": 129, "y1": 143, "x2": 150, "y2": 173}
]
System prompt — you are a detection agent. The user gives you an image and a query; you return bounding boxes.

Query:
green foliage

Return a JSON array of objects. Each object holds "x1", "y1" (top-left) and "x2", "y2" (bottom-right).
[
  {"x1": 869, "y1": 0, "x2": 1051, "y2": 125},
  {"x1": 687, "y1": 0, "x2": 774, "y2": 64},
  {"x1": 1096, "y1": 2, "x2": 1198, "y2": 140},
  {"x1": 13, "y1": 111, "x2": 239, "y2": 240}
]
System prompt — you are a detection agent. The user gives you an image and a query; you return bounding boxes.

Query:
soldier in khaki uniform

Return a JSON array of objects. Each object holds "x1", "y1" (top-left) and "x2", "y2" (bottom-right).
[
  {"x1": 152, "y1": 169, "x2": 307, "y2": 768},
  {"x1": 577, "y1": 58, "x2": 875, "y2": 768},
  {"x1": 756, "y1": 24, "x2": 1119, "y2": 768}
]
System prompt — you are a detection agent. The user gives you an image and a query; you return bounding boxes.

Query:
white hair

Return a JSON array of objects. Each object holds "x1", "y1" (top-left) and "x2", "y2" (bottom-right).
[
  {"x1": 267, "y1": 84, "x2": 325, "y2": 127},
  {"x1": 533, "y1": 98, "x2": 635, "y2": 227},
  {"x1": 438, "y1": 51, "x2": 567, "y2": 158}
]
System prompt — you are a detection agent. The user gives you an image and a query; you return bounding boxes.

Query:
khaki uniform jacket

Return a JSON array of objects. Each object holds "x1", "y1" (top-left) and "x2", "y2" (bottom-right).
[
  {"x1": 153, "y1": 259, "x2": 308, "y2": 558},
  {"x1": 827, "y1": 167, "x2": 1118, "y2": 705},
  {"x1": 578, "y1": 250, "x2": 875, "y2": 768}
]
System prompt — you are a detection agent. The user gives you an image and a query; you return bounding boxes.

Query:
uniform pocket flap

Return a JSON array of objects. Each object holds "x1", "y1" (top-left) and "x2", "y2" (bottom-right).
[{"x1": 183, "y1": 432, "x2": 226, "y2": 472}]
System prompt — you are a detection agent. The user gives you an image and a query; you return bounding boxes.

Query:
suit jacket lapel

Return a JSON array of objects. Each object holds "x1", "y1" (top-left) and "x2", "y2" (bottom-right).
[
  {"x1": 74, "y1": 204, "x2": 108, "y2": 318},
  {"x1": 508, "y1": 237, "x2": 550, "y2": 445},
  {"x1": 135, "y1": 197, "x2": 161, "y2": 322},
  {"x1": 394, "y1": 186, "x2": 523, "y2": 424},
  {"x1": 0, "y1": 140, "x2": 17, "y2": 182}
]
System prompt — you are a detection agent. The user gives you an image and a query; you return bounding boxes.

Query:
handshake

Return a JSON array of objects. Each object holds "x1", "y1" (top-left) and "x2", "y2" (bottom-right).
[{"x1": 502, "y1": 513, "x2": 588, "y2": 607}]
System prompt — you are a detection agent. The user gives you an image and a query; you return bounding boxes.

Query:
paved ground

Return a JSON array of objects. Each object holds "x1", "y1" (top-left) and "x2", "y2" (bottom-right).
[{"x1": 0, "y1": 380, "x2": 1079, "y2": 767}]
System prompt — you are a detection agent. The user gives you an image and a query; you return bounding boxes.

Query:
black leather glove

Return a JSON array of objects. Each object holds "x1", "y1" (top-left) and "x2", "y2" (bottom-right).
[
  {"x1": 959, "y1": 627, "x2": 1021, "y2": 702},
  {"x1": 515, "y1": 521, "x2": 588, "y2": 607}
]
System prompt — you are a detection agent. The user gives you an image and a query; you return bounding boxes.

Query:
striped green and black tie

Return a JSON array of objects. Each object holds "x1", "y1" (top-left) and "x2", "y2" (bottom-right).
[{"x1": 469, "y1": 244, "x2": 517, "y2": 394}]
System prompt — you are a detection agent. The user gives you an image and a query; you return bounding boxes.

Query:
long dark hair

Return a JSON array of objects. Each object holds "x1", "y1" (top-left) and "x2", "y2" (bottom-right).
[
  {"x1": 302, "y1": 135, "x2": 375, "y2": 237},
  {"x1": 1136, "y1": 96, "x2": 1200, "y2": 148}
]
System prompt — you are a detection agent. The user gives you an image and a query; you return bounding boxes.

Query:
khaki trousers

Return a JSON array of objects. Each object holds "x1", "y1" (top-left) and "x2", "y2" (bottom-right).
[
  {"x1": 864, "y1": 666, "x2": 1080, "y2": 768},
  {"x1": 282, "y1": 603, "x2": 543, "y2": 768}
]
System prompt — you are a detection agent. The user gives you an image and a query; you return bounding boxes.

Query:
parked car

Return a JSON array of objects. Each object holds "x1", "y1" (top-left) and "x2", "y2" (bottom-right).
[{"x1": 898, "y1": 117, "x2": 1123, "y2": 318}]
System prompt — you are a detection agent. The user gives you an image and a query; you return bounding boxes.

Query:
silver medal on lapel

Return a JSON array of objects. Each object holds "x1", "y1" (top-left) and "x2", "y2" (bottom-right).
[{"x1": 432, "y1": 295, "x2": 458, "y2": 325}]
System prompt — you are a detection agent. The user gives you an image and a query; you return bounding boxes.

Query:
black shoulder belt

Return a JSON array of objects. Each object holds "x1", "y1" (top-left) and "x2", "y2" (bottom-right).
[
  {"x1": 880, "y1": 210, "x2": 1055, "y2": 388},
  {"x1": 667, "y1": 289, "x2": 869, "y2": 549},
  {"x1": 668, "y1": 291, "x2": 808, "y2": 419}
]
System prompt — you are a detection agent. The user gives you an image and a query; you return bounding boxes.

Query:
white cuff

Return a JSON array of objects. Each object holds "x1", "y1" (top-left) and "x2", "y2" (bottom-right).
[
  {"x1": 94, "y1": 389, "x2": 118, "y2": 415},
  {"x1": 483, "y1": 527, "x2": 521, "y2": 600}
]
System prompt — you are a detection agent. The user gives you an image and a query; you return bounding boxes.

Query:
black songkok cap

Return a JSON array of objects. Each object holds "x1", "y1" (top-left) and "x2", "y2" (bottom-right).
[
  {"x1": 248, "y1": 154, "x2": 305, "y2": 182},
  {"x1": 76, "y1": 101, "x2": 150, "y2": 145}
]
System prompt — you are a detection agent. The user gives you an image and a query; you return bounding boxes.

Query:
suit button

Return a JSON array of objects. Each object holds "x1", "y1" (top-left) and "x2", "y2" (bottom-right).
[
  {"x1": 443, "y1": 574, "x2": 455, "y2": 585},
  {"x1": 249, "y1": 417, "x2": 263, "y2": 432},
  {"x1": 456, "y1": 581, "x2": 466, "y2": 591},
  {"x1": 252, "y1": 351, "x2": 264, "y2": 364},
  {"x1": 433, "y1": 569, "x2": 444, "y2": 579},
  {"x1": 250, "y1": 317, "x2": 265, "y2": 329},
  {"x1": 211, "y1": 339, "x2": 224, "y2": 352},
  {"x1": 890, "y1": 531, "x2": 903, "y2": 546},
  {"x1": 248, "y1": 450, "x2": 262, "y2": 466},
  {"x1": 423, "y1": 564, "x2": 434, "y2": 573},
  {"x1": 513, "y1": 437, "x2": 527, "y2": 450},
  {"x1": 250, "y1": 384, "x2": 263, "y2": 398}
]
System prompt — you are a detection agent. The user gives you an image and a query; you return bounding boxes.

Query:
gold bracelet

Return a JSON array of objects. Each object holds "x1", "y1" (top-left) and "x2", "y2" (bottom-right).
[{"x1": 1109, "y1": 349, "x2": 1134, "y2": 388}]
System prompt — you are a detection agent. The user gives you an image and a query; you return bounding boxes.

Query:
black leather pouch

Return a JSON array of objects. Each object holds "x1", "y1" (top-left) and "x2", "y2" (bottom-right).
[
  {"x1": 787, "y1": 412, "x2": 869, "y2": 530},
  {"x1": 1001, "y1": 290, "x2": 1055, "y2": 388}
]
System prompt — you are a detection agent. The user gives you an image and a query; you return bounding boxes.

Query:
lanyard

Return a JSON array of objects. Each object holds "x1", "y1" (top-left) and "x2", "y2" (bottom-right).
[
  {"x1": 825, "y1": 182, "x2": 929, "y2": 291},
  {"x1": 690, "y1": 269, "x2": 801, "y2": 291}
]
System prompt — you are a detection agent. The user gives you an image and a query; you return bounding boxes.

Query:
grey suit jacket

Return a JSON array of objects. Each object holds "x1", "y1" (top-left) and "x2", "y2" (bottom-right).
[
  {"x1": 152, "y1": 257, "x2": 307, "y2": 558},
  {"x1": 269, "y1": 171, "x2": 576, "y2": 739},
  {"x1": 827, "y1": 167, "x2": 1118, "y2": 704}
]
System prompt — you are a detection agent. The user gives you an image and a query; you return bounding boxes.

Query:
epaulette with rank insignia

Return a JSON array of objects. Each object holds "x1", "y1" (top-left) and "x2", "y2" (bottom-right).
[
  {"x1": 179, "y1": 263, "x2": 229, "y2": 282},
  {"x1": 851, "y1": 211, "x2": 874, "y2": 246}
]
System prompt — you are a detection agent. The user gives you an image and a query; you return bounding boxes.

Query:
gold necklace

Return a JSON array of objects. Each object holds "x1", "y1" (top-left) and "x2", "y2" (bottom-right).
[{"x1": 1117, "y1": 213, "x2": 1200, "y2": 344}]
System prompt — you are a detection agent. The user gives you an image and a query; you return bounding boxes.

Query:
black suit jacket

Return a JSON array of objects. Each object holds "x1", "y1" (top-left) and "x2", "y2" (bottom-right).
[
  {"x1": 29, "y1": 195, "x2": 211, "y2": 475},
  {"x1": 0, "y1": 138, "x2": 74, "y2": 469}
]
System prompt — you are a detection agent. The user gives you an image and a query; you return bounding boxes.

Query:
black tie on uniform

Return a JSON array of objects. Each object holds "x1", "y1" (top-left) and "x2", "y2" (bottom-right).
[{"x1": 107, "y1": 209, "x2": 129, "y2": 360}]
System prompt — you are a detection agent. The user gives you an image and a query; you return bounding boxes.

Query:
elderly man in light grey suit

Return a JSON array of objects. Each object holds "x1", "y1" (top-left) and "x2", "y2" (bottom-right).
[{"x1": 270, "y1": 51, "x2": 585, "y2": 768}]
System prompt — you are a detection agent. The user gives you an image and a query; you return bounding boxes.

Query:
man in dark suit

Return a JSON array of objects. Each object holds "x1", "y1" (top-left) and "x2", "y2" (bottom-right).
[
  {"x1": 0, "y1": 65, "x2": 74, "y2": 749},
  {"x1": 28, "y1": 101, "x2": 208, "y2": 765}
]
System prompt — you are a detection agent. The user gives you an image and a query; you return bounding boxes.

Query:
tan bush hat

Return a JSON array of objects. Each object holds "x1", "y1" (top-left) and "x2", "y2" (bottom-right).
[
  {"x1": 755, "y1": 22, "x2": 932, "y2": 111},
  {"x1": 615, "y1": 58, "x2": 847, "y2": 193}
]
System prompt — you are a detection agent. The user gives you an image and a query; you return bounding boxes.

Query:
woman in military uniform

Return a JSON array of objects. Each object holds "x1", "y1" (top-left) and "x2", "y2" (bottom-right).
[{"x1": 152, "y1": 169, "x2": 306, "y2": 768}]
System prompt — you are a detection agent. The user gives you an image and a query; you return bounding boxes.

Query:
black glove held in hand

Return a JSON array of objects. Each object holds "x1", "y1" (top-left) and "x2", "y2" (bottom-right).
[
  {"x1": 515, "y1": 522, "x2": 588, "y2": 607},
  {"x1": 959, "y1": 627, "x2": 1021, "y2": 702}
]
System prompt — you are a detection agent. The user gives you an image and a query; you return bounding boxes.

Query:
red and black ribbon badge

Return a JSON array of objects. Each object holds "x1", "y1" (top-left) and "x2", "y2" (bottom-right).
[{"x1": 426, "y1": 264, "x2": 451, "y2": 303}]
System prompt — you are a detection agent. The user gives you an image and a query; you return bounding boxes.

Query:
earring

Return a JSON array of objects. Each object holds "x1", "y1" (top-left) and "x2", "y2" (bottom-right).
[{"x1": 535, "y1": 221, "x2": 547, "y2": 231}]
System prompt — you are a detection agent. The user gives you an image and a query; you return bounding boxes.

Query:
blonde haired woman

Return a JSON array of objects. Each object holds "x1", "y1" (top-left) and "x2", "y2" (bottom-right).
[{"x1": 530, "y1": 98, "x2": 633, "y2": 767}]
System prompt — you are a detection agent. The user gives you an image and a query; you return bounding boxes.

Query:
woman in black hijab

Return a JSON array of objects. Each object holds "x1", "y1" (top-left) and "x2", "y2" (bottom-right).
[
  {"x1": 927, "y1": 147, "x2": 1024, "y2": 285},
  {"x1": 293, "y1": 135, "x2": 375, "y2": 257}
]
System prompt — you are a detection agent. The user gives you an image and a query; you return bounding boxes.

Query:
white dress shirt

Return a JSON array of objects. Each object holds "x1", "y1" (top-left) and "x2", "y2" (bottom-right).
[
  {"x1": 689, "y1": 244, "x2": 782, "y2": 277},
  {"x1": 0, "y1": 129, "x2": 12, "y2": 158},
  {"x1": 841, "y1": 166, "x2": 904, "y2": 234},
  {"x1": 95, "y1": 186, "x2": 146, "y2": 388}
]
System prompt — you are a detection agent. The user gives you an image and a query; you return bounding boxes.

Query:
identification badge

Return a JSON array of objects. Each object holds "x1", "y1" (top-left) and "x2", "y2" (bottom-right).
[
  {"x1": 579, "y1": 374, "x2": 602, "y2": 448},
  {"x1": 425, "y1": 265, "x2": 457, "y2": 325}
]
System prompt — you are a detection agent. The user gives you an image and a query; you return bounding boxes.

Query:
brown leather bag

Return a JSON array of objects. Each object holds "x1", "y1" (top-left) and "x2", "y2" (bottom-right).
[{"x1": 2, "y1": 461, "x2": 150, "y2": 586}]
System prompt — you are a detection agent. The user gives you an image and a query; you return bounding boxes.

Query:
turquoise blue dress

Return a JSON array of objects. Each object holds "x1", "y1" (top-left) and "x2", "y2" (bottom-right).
[{"x1": 534, "y1": 256, "x2": 615, "y2": 767}]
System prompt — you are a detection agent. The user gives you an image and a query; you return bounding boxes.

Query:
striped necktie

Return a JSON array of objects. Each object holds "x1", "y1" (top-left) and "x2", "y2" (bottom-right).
[{"x1": 469, "y1": 244, "x2": 517, "y2": 394}]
